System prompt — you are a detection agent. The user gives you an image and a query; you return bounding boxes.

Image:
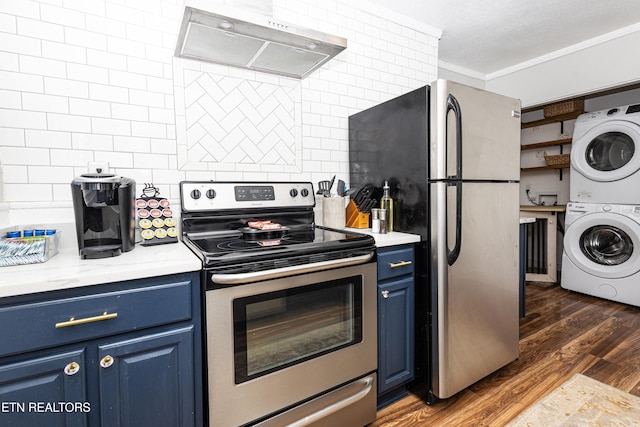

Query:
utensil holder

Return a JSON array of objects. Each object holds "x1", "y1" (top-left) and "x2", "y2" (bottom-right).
[
  {"x1": 322, "y1": 196, "x2": 346, "y2": 229},
  {"x1": 345, "y1": 200, "x2": 370, "y2": 228}
]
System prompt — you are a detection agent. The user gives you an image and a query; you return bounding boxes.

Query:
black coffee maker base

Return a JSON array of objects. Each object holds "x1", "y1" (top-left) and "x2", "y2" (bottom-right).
[{"x1": 80, "y1": 245, "x2": 124, "y2": 259}]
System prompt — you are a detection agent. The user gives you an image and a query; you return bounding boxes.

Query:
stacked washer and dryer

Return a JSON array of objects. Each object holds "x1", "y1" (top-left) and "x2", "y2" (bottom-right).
[{"x1": 561, "y1": 104, "x2": 640, "y2": 307}]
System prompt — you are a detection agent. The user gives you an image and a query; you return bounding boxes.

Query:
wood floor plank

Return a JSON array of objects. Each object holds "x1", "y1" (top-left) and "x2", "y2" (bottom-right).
[{"x1": 368, "y1": 284, "x2": 640, "y2": 426}]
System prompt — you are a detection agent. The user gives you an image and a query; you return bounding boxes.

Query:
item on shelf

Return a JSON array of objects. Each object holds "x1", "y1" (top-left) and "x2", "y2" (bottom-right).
[
  {"x1": 0, "y1": 230, "x2": 60, "y2": 267},
  {"x1": 543, "y1": 98, "x2": 584, "y2": 118},
  {"x1": 136, "y1": 184, "x2": 178, "y2": 246},
  {"x1": 544, "y1": 153, "x2": 571, "y2": 167}
]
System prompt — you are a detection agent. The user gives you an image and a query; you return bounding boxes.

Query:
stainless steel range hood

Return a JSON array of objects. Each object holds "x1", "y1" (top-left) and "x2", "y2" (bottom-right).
[{"x1": 175, "y1": 0, "x2": 347, "y2": 79}]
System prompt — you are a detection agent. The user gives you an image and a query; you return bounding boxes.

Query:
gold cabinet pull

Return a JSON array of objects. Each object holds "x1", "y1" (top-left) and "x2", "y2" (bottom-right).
[
  {"x1": 389, "y1": 260, "x2": 412, "y2": 268},
  {"x1": 64, "y1": 362, "x2": 80, "y2": 376},
  {"x1": 55, "y1": 312, "x2": 117, "y2": 329},
  {"x1": 381, "y1": 290, "x2": 389, "y2": 299},
  {"x1": 100, "y1": 355, "x2": 114, "y2": 369}
]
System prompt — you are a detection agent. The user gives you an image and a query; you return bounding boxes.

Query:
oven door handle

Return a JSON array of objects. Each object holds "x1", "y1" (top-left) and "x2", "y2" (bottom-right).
[{"x1": 209, "y1": 252, "x2": 374, "y2": 285}]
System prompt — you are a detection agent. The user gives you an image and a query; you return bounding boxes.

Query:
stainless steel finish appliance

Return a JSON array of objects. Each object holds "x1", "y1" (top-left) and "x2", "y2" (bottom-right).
[
  {"x1": 180, "y1": 181, "x2": 377, "y2": 427},
  {"x1": 71, "y1": 173, "x2": 135, "y2": 259},
  {"x1": 175, "y1": 0, "x2": 347, "y2": 79},
  {"x1": 349, "y1": 79, "x2": 521, "y2": 402}
]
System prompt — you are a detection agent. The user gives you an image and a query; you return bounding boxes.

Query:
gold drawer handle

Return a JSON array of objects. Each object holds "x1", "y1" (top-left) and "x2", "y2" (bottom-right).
[
  {"x1": 55, "y1": 312, "x2": 118, "y2": 329},
  {"x1": 389, "y1": 260, "x2": 412, "y2": 268}
]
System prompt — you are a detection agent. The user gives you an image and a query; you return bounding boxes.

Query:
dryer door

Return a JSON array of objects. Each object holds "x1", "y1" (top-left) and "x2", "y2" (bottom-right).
[
  {"x1": 571, "y1": 120, "x2": 640, "y2": 182},
  {"x1": 564, "y1": 211, "x2": 640, "y2": 278}
]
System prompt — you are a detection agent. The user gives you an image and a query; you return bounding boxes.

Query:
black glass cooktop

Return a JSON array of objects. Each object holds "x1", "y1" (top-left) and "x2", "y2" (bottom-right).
[{"x1": 184, "y1": 225, "x2": 375, "y2": 268}]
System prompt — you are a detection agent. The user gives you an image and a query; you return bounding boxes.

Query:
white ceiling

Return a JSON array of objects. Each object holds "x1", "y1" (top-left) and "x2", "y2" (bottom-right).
[{"x1": 368, "y1": 0, "x2": 640, "y2": 77}]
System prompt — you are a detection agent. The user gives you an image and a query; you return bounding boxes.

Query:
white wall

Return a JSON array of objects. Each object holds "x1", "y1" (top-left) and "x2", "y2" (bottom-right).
[
  {"x1": 0, "y1": 0, "x2": 440, "y2": 226},
  {"x1": 485, "y1": 24, "x2": 640, "y2": 108}
]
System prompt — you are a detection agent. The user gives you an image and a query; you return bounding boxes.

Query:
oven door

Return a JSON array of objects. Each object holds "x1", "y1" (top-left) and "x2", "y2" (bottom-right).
[{"x1": 205, "y1": 260, "x2": 377, "y2": 427}]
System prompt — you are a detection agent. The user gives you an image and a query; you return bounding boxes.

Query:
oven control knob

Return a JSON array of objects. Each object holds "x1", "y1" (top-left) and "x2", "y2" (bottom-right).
[
  {"x1": 301, "y1": 188, "x2": 309, "y2": 197},
  {"x1": 290, "y1": 189, "x2": 298, "y2": 197},
  {"x1": 206, "y1": 189, "x2": 216, "y2": 199},
  {"x1": 190, "y1": 189, "x2": 201, "y2": 199}
]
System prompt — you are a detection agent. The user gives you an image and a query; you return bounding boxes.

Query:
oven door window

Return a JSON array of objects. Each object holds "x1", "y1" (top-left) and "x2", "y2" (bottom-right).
[{"x1": 233, "y1": 276, "x2": 363, "y2": 384}]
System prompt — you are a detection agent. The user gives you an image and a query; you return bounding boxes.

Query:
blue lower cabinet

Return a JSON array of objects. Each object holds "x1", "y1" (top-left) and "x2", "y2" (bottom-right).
[
  {"x1": 377, "y1": 245, "x2": 415, "y2": 408},
  {"x1": 0, "y1": 272, "x2": 202, "y2": 427},
  {"x1": 99, "y1": 326, "x2": 195, "y2": 427},
  {"x1": 0, "y1": 349, "x2": 89, "y2": 427}
]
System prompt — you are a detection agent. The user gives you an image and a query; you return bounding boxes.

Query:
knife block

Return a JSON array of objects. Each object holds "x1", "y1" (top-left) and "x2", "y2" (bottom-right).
[{"x1": 345, "y1": 200, "x2": 370, "y2": 228}]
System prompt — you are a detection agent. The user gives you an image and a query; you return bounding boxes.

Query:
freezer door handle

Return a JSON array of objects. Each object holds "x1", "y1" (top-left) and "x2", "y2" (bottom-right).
[
  {"x1": 447, "y1": 180, "x2": 462, "y2": 265},
  {"x1": 446, "y1": 93, "x2": 463, "y2": 265},
  {"x1": 446, "y1": 94, "x2": 462, "y2": 180}
]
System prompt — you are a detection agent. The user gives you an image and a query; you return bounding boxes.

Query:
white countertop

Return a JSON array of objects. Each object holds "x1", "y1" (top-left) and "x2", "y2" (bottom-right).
[
  {"x1": 1, "y1": 223, "x2": 419, "y2": 299},
  {"x1": 0, "y1": 241, "x2": 202, "y2": 299},
  {"x1": 345, "y1": 228, "x2": 421, "y2": 247}
]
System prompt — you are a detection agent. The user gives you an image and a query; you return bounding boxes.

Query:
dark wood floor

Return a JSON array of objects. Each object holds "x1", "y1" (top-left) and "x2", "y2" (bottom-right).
[{"x1": 370, "y1": 283, "x2": 640, "y2": 426}]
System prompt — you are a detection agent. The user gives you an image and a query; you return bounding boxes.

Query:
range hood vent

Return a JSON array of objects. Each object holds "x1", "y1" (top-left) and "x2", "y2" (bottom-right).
[{"x1": 175, "y1": 2, "x2": 347, "y2": 79}]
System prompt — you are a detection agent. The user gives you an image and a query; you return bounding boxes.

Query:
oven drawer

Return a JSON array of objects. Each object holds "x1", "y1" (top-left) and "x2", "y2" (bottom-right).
[
  {"x1": 0, "y1": 279, "x2": 193, "y2": 357},
  {"x1": 377, "y1": 245, "x2": 415, "y2": 281}
]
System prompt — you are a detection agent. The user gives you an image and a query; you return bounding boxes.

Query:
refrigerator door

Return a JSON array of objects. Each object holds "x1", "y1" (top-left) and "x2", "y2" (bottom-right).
[
  {"x1": 430, "y1": 79, "x2": 521, "y2": 182},
  {"x1": 430, "y1": 181, "x2": 520, "y2": 399}
]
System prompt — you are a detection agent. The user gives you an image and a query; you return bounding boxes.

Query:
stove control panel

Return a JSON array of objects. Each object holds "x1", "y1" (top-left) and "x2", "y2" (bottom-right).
[{"x1": 180, "y1": 181, "x2": 316, "y2": 212}]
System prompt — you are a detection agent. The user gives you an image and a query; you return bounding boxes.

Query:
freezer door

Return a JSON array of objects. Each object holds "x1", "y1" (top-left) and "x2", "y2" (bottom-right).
[
  {"x1": 430, "y1": 181, "x2": 520, "y2": 399},
  {"x1": 430, "y1": 79, "x2": 521, "y2": 181}
]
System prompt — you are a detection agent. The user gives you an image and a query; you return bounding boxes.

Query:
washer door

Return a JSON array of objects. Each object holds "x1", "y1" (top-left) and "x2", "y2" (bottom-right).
[
  {"x1": 564, "y1": 212, "x2": 640, "y2": 278},
  {"x1": 571, "y1": 120, "x2": 640, "y2": 182}
]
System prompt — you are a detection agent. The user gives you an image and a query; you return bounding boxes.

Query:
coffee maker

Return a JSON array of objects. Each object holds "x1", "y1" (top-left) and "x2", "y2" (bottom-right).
[{"x1": 71, "y1": 173, "x2": 136, "y2": 259}]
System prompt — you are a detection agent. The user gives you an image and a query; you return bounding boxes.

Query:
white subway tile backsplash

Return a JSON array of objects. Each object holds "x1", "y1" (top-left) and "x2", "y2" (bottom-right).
[
  {"x1": 64, "y1": 27, "x2": 107, "y2": 50},
  {"x1": 63, "y1": 0, "x2": 106, "y2": 18},
  {"x1": 0, "y1": 70, "x2": 44, "y2": 93},
  {"x1": 4, "y1": 183, "x2": 52, "y2": 201},
  {"x1": 85, "y1": 14, "x2": 125, "y2": 37},
  {"x1": 2, "y1": 165, "x2": 28, "y2": 183},
  {"x1": 22, "y1": 93, "x2": 69, "y2": 114},
  {"x1": 0, "y1": 108, "x2": 47, "y2": 130},
  {"x1": 131, "y1": 121, "x2": 166, "y2": 139},
  {"x1": 1, "y1": 0, "x2": 438, "y2": 204},
  {"x1": 87, "y1": 48, "x2": 127, "y2": 70},
  {"x1": 91, "y1": 117, "x2": 131, "y2": 135},
  {"x1": 42, "y1": 40, "x2": 86, "y2": 63},
  {"x1": 0, "y1": 89, "x2": 21, "y2": 109},
  {"x1": 106, "y1": 35, "x2": 145, "y2": 58},
  {"x1": 1, "y1": 146, "x2": 50, "y2": 165},
  {"x1": 72, "y1": 133, "x2": 113, "y2": 150},
  {"x1": 28, "y1": 165, "x2": 75, "y2": 183},
  {"x1": 114, "y1": 136, "x2": 150, "y2": 153},
  {"x1": 26, "y1": 129, "x2": 72, "y2": 148},
  {"x1": 50, "y1": 148, "x2": 94, "y2": 166},
  {"x1": 40, "y1": 4, "x2": 86, "y2": 29},
  {"x1": 0, "y1": 1, "x2": 40, "y2": 19},
  {"x1": 69, "y1": 98, "x2": 111, "y2": 117},
  {"x1": 17, "y1": 17, "x2": 64, "y2": 42},
  {"x1": 111, "y1": 103, "x2": 148, "y2": 121},
  {"x1": 0, "y1": 127, "x2": 25, "y2": 147}
]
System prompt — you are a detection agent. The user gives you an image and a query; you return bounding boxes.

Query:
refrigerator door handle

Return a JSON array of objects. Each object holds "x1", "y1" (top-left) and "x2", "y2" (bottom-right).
[
  {"x1": 446, "y1": 93, "x2": 463, "y2": 265},
  {"x1": 446, "y1": 94, "x2": 462, "y2": 180},
  {"x1": 447, "y1": 180, "x2": 462, "y2": 265}
]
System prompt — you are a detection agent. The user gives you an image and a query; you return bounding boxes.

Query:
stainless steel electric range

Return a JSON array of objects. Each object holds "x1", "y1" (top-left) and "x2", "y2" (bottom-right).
[{"x1": 180, "y1": 181, "x2": 378, "y2": 427}]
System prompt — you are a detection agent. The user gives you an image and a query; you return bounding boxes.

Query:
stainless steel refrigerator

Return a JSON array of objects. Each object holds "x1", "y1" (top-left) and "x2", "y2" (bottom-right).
[{"x1": 349, "y1": 79, "x2": 521, "y2": 402}]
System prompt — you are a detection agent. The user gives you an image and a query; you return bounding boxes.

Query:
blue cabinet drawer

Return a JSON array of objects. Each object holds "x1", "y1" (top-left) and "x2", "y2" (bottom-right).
[
  {"x1": 0, "y1": 279, "x2": 193, "y2": 357},
  {"x1": 377, "y1": 245, "x2": 415, "y2": 281}
]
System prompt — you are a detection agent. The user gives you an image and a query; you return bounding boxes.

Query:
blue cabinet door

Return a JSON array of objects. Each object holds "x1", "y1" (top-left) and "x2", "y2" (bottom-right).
[
  {"x1": 0, "y1": 349, "x2": 88, "y2": 427},
  {"x1": 377, "y1": 276, "x2": 415, "y2": 395},
  {"x1": 98, "y1": 326, "x2": 195, "y2": 427}
]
